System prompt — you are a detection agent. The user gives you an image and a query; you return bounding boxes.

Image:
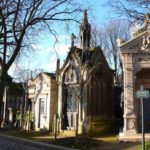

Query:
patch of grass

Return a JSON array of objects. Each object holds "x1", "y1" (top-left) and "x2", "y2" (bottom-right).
[
  {"x1": 138, "y1": 142, "x2": 150, "y2": 150},
  {"x1": 90, "y1": 134, "x2": 140, "y2": 150},
  {"x1": 50, "y1": 137, "x2": 99, "y2": 150}
]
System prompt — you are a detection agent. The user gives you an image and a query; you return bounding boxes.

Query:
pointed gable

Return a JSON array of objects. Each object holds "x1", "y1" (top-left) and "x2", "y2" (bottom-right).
[
  {"x1": 120, "y1": 13, "x2": 150, "y2": 54},
  {"x1": 120, "y1": 31, "x2": 149, "y2": 53}
]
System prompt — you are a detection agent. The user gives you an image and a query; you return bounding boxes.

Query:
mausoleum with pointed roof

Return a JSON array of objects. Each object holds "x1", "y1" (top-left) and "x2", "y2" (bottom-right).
[{"x1": 57, "y1": 10, "x2": 114, "y2": 134}]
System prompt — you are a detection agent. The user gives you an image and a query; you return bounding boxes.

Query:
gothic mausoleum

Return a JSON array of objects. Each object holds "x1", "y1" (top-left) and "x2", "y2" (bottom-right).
[{"x1": 57, "y1": 10, "x2": 114, "y2": 135}]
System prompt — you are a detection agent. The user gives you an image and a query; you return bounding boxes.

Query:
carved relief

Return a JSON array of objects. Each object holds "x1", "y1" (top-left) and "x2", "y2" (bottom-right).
[
  {"x1": 141, "y1": 35, "x2": 150, "y2": 51},
  {"x1": 135, "y1": 53, "x2": 150, "y2": 57},
  {"x1": 64, "y1": 66, "x2": 78, "y2": 84},
  {"x1": 129, "y1": 43, "x2": 140, "y2": 49},
  {"x1": 128, "y1": 119, "x2": 135, "y2": 130}
]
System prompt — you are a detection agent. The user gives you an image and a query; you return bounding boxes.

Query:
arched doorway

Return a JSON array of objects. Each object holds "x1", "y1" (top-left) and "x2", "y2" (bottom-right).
[{"x1": 61, "y1": 65, "x2": 79, "y2": 130}]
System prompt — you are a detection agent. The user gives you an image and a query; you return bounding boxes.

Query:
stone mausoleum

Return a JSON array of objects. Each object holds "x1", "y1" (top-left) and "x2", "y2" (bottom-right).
[
  {"x1": 57, "y1": 10, "x2": 114, "y2": 135},
  {"x1": 119, "y1": 14, "x2": 150, "y2": 141}
]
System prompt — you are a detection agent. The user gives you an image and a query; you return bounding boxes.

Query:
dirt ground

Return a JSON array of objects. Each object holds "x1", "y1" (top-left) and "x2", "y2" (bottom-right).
[{"x1": 0, "y1": 129, "x2": 141, "y2": 150}]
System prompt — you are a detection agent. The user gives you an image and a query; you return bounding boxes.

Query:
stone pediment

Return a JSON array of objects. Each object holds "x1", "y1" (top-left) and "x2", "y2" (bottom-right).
[
  {"x1": 34, "y1": 73, "x2": 51, "y2": 84},
  {"x1": 120, "y1": 31, "x2": 150, "y2": 53}
]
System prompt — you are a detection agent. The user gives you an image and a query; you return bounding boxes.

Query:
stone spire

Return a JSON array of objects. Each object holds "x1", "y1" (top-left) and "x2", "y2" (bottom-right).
[
  {"x1": 80, "y1": 10, "x2": 91, "y2": 49},
  {"x1": 82, "y1": 9, "x2": 88, "y2": 24}
]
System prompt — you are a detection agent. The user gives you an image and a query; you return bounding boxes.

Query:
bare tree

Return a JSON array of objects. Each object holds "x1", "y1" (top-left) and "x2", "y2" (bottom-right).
[
  {"x1": 91, "y1": 24, "x2": 106, "y2": 49},
  {"x1": 107, "y1": 0, "x2": 150, "y2": 22},
  {"x1": 91, "y1": 20, "x2": 130, "y2": 85},
  {"x1": 0, "y1": 0, "x2": 86, "y2": 123}
]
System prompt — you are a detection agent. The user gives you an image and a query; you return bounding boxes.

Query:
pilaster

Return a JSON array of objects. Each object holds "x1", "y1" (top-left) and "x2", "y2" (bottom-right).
[{"x1": 123, "y1": 54, "x2": 137, "y2": 133}]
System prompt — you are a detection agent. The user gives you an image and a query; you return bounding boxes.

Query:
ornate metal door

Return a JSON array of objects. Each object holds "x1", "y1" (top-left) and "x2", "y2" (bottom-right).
[{"x1": 66, "y1": 86, "x2": 78, "y2": 130}]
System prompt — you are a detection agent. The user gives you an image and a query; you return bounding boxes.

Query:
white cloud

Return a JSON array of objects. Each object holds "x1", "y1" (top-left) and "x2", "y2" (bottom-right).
[
  {"x1": 42, "y1": 43, "x2": 70, "y2": 61},
  {"x1": 43, "y1": 60, "x2": 57, "y2": 73},
  {"x1": 59, "y1": 34, "x2": 70, "y2": 41},
  {"x1": 43, "y1": 43, "x2": 70, "y2": 72},
  {"x1": 31, "y1": 44, "x2": 43, "y2": 50},
  {"x1": 8, "y1": 38, "x2": 71, "y2": 80},
  {"x1": 55, "y1": 43, "x2": 69, "y2": 58},
  {"x1": 8, "y1": 62, "x2": 28, "y2": 81}
]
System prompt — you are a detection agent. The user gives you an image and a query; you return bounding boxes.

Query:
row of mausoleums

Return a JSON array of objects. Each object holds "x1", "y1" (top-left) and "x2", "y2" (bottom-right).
[
  {"x1": 27, "y1": 10, "x2": 115, "y2": 135},
  {"x1": 27, "y1": 12, "x2": 150, "y2": 140},
  {"x1": 2, "y1": 11, "x2": 116, "y2": 135},
  {"x1": 4, "y1": 11, "x2": 150, "y2": 141}
]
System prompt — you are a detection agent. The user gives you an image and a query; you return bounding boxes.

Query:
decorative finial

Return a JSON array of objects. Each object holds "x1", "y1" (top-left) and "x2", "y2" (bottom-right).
[
  {"x1": 56, "y1": 58, "x2": 60, "y2": 81},
  {"x1": 57, "y1": 58, "x2": 60, "y2": 69},
  {"x1": 80, "y1": 10, "x2": 91, "y2": 49},
  {"x1": 116, "y1": 38, "x2": 126, "y2": 47},
  {"x1": 70, "y1": 33, "x2": 76, "y2": 47},
  {"x1": 83, "y1": 9, "x2": 88, "y2": 24}
]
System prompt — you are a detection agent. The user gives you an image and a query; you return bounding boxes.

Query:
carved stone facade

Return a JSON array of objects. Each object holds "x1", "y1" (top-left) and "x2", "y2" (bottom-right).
[
  {"x1": 57, "y1": 11, "x2": 114, "y2": 135},
  {"x1": 27, "y1": 72, "x2": 56, "y2": 131},
  {"x1": 120, "y1": 22, "x2": 150, "y2": 140}
]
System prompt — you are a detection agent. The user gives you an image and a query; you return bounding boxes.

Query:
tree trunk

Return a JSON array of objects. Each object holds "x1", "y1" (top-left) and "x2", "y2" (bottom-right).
[{"x1": 0, "y1": 70, "x2": 7, "y2": 125}]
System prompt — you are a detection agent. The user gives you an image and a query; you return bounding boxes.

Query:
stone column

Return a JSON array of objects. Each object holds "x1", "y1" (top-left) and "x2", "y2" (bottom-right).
[
  {"x1": 78, "y1": 86, "x2": 83, "y2": 134},
  {"x1": 123, "y1": 54, "x2": 137, "y2": 135},
  {"x1": 8, "y1": 107, "x2": 13, "y2": 123},
  {"x1": 57, "y1": 81, "x2": 62, "y2": 132}
]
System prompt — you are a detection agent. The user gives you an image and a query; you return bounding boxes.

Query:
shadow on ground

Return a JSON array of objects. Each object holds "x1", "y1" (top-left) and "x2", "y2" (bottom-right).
[
  {"x1": 0, "y1": 129, "x2": 140, "y2": 150},
  {"x1": 34, "y1": 135, "x2": 140, "y2": 150}
]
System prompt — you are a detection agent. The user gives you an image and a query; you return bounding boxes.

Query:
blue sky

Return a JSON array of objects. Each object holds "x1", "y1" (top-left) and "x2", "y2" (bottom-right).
[{"x1": 9, "y1": 0, "x2": 116, "y2": 78}]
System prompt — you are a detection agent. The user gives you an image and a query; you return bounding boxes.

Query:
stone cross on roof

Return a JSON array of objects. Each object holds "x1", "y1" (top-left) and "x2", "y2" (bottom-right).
[{"x1": 70, "y1": 33, "x2": 76, "y2": 48}]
